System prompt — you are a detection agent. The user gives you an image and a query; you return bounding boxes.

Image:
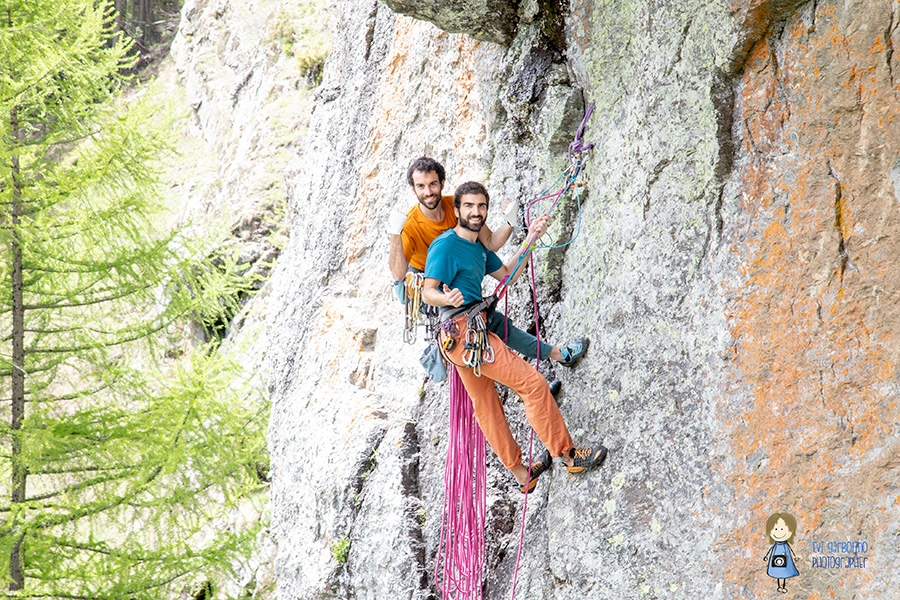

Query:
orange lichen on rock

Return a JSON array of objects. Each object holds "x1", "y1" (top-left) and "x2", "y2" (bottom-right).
[{"x1": 722, "y1": 0, "x2": 899, "y2": 595}]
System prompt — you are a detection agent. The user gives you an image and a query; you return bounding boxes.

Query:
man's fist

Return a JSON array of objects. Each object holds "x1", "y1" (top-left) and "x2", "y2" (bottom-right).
[
  {"x1": 387, "y1": 209, "x2": 408, "y2": 235},
  {"x1": 502, "y1": 198, "x2": 519, "y2": 227},
  {"x1": 442, "y1": 284, "x2": 464, "y2": 307}
]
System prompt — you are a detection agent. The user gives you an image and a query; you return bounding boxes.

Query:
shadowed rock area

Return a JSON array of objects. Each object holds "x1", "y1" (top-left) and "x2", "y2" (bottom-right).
[{"x1": 172, "y1": 0, "x2": 900, "y2": 597}]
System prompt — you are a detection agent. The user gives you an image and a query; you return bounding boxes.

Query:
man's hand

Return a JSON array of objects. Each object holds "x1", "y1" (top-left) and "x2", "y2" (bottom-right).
[
  {"x1": 502, "y1": 198, "x2": 519, "y2": 227},
  {"x1": 387, "y1": 209, "x2": 408, "y2": 236},
  {"x1": 525, "y1": 214, "x2": 550, "y2": 244},
  {"x1": 442, "y1": 284, "x2": 464, "y2": 307}
]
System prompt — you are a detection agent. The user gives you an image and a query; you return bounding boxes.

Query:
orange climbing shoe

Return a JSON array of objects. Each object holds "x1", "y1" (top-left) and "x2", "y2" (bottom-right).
[
  {"x1": 564, "y1": 444, "x2": 608, "y2": 474},
  {"x1": 519, "y1": 449, "x2": 552, "y2": 493}
]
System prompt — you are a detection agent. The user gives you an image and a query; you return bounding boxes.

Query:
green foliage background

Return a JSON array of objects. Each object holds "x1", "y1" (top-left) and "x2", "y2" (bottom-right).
[{"x1": 0, "y1": 1, "x2": 268, "y2": 597}]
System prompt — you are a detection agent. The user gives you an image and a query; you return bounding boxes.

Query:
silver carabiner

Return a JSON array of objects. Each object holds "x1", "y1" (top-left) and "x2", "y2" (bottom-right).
[{"x1": 481, "y1": 339, "x2": 494, "y2": 364}]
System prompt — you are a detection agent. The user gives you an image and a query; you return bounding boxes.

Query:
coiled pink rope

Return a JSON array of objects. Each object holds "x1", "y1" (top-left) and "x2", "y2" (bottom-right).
[{"x1": 435, "y1": 365, "x2": 487, "y2": 599}]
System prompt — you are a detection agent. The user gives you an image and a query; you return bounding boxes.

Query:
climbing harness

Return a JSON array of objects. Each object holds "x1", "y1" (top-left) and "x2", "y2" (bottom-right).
[
  {"x1": 403, "y1": 271, "x2": 439, "y2": 344},
  {"x1": 435, "y1": 106, "x2": 597, "y2": 600},
  {"x1": 438, "y1": 301, "x2": 496, "y2": 377}
]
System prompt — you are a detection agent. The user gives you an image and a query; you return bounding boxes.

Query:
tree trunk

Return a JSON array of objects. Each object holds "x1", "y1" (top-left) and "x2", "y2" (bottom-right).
[
  {"x1": 115, "y1": 0, "x2": 126, "y2": 33},
  {"x1": 138, "y1": 0, "x2": 155, "y2": 46},
  {"x1": 8, "y1": 106, "x2": 27, "y2": 592}
]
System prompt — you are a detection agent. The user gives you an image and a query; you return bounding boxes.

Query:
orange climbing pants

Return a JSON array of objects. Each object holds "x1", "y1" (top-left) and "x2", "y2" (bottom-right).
[{"x1": 440, "y1": 315, "x2": 574, "y2": 470}]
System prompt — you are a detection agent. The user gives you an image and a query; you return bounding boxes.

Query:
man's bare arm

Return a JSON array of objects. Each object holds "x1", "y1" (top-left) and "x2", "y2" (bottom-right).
[
  {"x1": 478, "y1": 222, "x2": 513, "y2": 252},
  {"x1": 477, "y1": 198, "x2": 517, "y2": 251},
  {"x1": 387, "y1": 205, "x2": 411, "y2": 281},
  {"x1": 389, "y1": 233, "x2": 409, "y2": 281}
]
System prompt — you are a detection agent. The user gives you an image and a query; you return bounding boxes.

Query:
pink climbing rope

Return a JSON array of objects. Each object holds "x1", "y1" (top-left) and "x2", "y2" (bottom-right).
[
  {"x1": 435, "y1": 365, "x2": 487, "y2": 600},
  {"x1": 508, "y1": 106, "x2": 594, "y2": 599},
  {"x1": 507, "y1": 253, "x2": 543, "y2": 599}
]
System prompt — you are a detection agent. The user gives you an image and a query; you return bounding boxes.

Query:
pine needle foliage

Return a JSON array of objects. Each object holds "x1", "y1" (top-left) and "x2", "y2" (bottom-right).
[{"x1": 1, "y1": 2, "x2": 268, "y2": 597}]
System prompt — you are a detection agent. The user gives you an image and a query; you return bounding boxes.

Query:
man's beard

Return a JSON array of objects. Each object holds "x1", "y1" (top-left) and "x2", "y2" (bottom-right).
[
  {"x1": 459, "y1": 215, "x2": 484, "y2": 232},
  {"x1": 418, "y1": 193, "x2": 441, "y2": 210}
]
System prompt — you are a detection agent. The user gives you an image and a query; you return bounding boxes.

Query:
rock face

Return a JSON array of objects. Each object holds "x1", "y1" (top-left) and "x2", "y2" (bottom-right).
[
  {"x1": 175, "y1": 0, "x2": 900, "y2": 598},
  {"x1": 379, "y1": 0, "x2": 521, "y2": 44}
]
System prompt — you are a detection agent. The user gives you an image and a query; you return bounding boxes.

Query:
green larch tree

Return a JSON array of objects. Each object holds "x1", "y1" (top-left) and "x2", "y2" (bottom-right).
[{"x1": 0, "y1": 1, "x2": 266, "y2": 597}]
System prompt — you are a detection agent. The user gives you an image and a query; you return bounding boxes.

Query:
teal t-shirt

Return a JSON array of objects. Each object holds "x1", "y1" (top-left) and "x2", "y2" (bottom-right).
[{"x1": 424, "y1": 229, "x2": 503, "y2": 305}]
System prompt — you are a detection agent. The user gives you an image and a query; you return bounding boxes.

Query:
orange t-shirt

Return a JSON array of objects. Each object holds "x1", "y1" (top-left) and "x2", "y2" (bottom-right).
[{"x1": 401, "y1": 195, "x2": 456, "y2": 271}]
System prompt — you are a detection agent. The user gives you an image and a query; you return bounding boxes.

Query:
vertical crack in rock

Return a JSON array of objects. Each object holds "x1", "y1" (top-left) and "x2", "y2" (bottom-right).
[
  {"x1": 321, "y1": 426, "x2": 389, "y2": 596},
  {"x1": 363, "y1": 0, "x2": 379, "y2": 61},
  {"x1": 713, "y1": 187, "x2": 726, "y2": 241},
  {"x1": 352, "y1": 427, "x2": 388, "y2": 507},
  {"x1": 698, "y1": 69, "x2": 736, "y2": 263},
  {"x1": 536, "y1": 0, "x2": 570, "y2": 56},
  {"x1": 711, "y1": 70, "x2": 736, "y2": 184},
  {"x1": 644, "y1": 158, "x2": 672, "y2": 219},
  {"x1": 483, "y1": 494, "x2": 517, "y2": 579},
  {"x1": 505, "y1": 45, "x2": 564, "y2": 137},
  {"x1": 232, "y1": 68, "x2": 254, "y2": 106},
  {"x1": 887, "y1": 0, "x2": 898, "y2": 90},
  {"x1": 827, "y1": 162, "x2": 850, "y2": 284},
  {"x1": 398, "y1": 422, "x2": 429, "y2": 594},
  {"x1": 539, "y1": 212, "x2": 574, "y2": 307},
  {"x1": 766, "y1": 33, "x2": 793, "y2": 127},
  {"x1": 664, "y1": 18, "x2": 694, "y2": 78}
]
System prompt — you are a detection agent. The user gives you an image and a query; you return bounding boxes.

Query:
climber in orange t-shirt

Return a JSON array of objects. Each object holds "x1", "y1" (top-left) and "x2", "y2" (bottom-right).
[{"x1": 388, "y1": 157, "x2": 511, "y2": 278}]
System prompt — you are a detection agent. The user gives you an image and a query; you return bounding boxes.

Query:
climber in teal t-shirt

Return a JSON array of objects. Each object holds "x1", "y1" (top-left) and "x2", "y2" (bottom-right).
[
  {"x1": 421, "y1": 181, "x2": 608, "y2": 493},
  {"x1": 424, "y1": 229, "x2": 502, "y2": 313}
]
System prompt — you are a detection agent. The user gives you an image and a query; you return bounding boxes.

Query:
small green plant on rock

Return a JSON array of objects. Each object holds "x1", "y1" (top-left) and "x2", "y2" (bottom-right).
[
  {"x1": 296, "y1": 46, "x2": 328, "y2": 86},
  {"x1": 331, "y1": 536, "x2": 351, "y2": 564}
]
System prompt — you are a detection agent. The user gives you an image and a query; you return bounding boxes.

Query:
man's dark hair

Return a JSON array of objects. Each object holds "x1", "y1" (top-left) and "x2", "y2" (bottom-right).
[
  {"x1": 406, "y1": 157, "x2": 446, "y2": 186},
  {"x1": 453, "y1": 181, "x2": 490, "y2": 209}
]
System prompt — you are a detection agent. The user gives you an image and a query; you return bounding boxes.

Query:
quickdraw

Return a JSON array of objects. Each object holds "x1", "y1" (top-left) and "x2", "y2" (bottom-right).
[
  {"x1": 461, "y1": 312, "x2": 494, "y2": 377},
  {"x1": 403, "y1": 271, "x2": 438, "y2": 344}
]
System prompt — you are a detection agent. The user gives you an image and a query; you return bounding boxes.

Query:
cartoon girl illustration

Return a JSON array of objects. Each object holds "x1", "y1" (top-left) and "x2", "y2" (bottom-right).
[{"x1": 763, "y1": 512, "x2": 800, "y2": 593}]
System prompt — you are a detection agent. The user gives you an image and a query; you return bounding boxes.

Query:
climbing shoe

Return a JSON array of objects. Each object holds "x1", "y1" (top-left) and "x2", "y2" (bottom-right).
[
  {"x1": 519, "y1": 449, "x2": 552, "y2": 493},
  {"x1": 563, "y1": 444, "x2": 608, "y2": 474},
  {"x1": 549, "y1": 380, "x2": 562, "y2": 398},
  {"x1": 559, "y1": 338, "x2": 590, "y2": 367}
]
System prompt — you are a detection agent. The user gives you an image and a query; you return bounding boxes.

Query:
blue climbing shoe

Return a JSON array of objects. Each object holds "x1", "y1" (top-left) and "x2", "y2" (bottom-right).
[
  {"x1": 519, "y1": 449, "x2": 552, "y2": 493},
  {"x1": 559, "y1": 338, "x2": 590, "y2": 367},
  {"x1": 563, "y1": 444, "x2": 608, "y2": 474}
]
